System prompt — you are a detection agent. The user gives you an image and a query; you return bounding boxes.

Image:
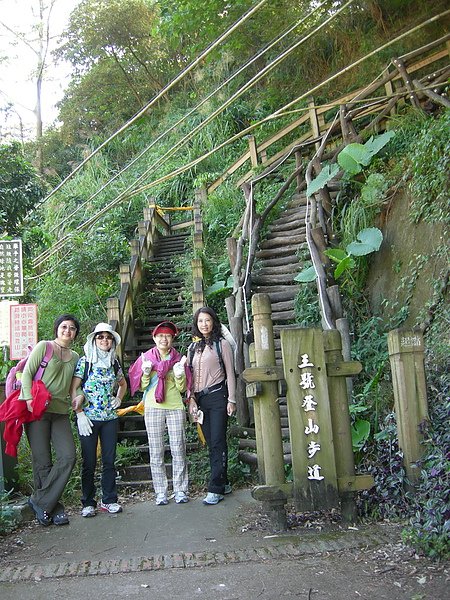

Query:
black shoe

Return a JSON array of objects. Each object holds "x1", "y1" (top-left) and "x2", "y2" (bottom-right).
[
  {"x1": 51, "y1": 502, "x2": 70, "y2": 526},
  {"x1": 28, "y1": 498, "x2": 52, "y2": 527},
  {"x1": 52, "y1": 512, "x2": 69, "y2": 526}
]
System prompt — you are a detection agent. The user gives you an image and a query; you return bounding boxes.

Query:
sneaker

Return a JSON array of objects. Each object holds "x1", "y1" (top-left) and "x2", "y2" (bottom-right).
[
  {"x1": 224, "y1": 484, "x2": 232, "y2": 495},
  {"x1": 50, "y1": 502, "x2": 69, "y2": 526},
  {"x1": 28, "y1": 498, "x2": 52, "y2": 527},
  {"x1": 100, "y1": 502, "x2": 122, "y2": 514},
  {"x1": 174, "y1": 492, "x2": 189, "y2": 504},
  {"x1": 202, "y1": 492, "x2": 224, "y2": 505},
  {"x1": 81, "y1": 506, "x2": 96, "y2": 518},
  {"x1": 155, "y1": 493, "x2": 168, "y2": 506},
  {"x1": 52, "y1": 511, "x2": 70, "y2": 526}
]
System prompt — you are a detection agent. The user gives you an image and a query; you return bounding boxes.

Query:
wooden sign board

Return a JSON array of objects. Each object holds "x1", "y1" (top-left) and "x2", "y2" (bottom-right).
[{"x1": 281, "y1": 327, "x2": 339, "y2": 511}]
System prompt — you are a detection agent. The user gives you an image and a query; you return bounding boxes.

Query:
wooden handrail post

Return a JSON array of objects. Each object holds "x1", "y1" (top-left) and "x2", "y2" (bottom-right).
[
  {"x1": 248, "y1": 135, "x2": 258, "y2": 168},
  {"x1": 250, "y1": 293, "x2": 287, "y2": 529},
  {"x1": 107, "y1": 297, "x2": 122, "y2": 362},
  {"x1": 323, "y1": 329, "x2": 357, "y2": 522},
  {"x1": 387, "y1": 329, "x2": 429, "y2": 486},
  {"x1": 251, "y1": 294, "x2": 285, "y2": 483}
]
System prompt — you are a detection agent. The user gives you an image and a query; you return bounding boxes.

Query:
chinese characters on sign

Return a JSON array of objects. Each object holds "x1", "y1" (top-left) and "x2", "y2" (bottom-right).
[
  {"x1": 298, "y1": 353, "x2": 324, "y2": 481},
  {"x1": 400, "y1": 335, "x2": 421, "y2": 347},
  {"x1": 9, "y1": 304, "x2": 38, "y2": 360},
  {"x1": 0, "y1": 239, "x2": 23, "y2": 297}
]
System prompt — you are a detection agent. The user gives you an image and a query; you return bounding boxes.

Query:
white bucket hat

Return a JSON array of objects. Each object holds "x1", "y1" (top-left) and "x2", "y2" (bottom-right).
[{"x1": 86, "y1": 322, "x2": 121, "y2": 347}]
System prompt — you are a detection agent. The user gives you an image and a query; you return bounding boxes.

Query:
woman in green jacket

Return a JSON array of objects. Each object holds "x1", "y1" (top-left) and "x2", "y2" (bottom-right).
[{"x1": 20, "y1": 314, "x2": 80, "y2": 527}]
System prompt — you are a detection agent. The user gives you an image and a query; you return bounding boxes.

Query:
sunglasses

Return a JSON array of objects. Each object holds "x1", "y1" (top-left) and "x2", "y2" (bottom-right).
[
  {"x1": 60, "y1": 325, "x2": 77, "y2": 331},
  {"x1": 96, "y1": 334, "x2": 114, "y2": 341}
]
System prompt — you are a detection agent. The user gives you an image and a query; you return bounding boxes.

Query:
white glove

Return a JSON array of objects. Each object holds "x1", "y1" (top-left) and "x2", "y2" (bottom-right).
[
  {"x1": 76, "y1": 411, "x2": 93, "y2": 436},
  {"x1": 173, "y1": 356, "x2": 186, "y2": 378},
  {"x1": 110, "y1": 396, "x2": 122, "y2": 409},
  {"x1": 141, "y1": 353, "x2": 153, "y2": 375}
]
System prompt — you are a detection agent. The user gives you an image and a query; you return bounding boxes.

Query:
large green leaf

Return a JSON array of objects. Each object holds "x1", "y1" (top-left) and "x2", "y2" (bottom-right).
[
  {"x1": 205, "y1": 280, "x2": 227, "y2": 295},
  {"x1": 324, "y1": 248, "x2": 348, "y2": 263},
  {"x1": 334, "y1": 255, "x2": 355, "y2": 278},
  {"x1": 337, "y1": 143, "x2": 369, "y2": 173},
  {"x1": 346, "y1": 227, "x2": 383, "y2": 256},
  {"x1": 294, "y1": 266, "x2": 317, "y2": 282},
  {"x1": 351, "y1": 419, "x2": 371, "y2": 451},
  {"x1": 306, "y1": 163, "x2": 339, "y2": 196},
  {"x1": 364, "y1": 131, "x2": 395, "y2": 158}
]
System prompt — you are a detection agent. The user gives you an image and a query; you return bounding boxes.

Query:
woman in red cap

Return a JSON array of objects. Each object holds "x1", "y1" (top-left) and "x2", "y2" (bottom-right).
[{"x1": 128, "y1": 321, "x2": 191, "y2": 505}]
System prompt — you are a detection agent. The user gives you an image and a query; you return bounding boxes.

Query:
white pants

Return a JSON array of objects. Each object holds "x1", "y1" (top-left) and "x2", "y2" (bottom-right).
[{"x1": 144, "y1": 406, "x2": 188, "y2": 496}]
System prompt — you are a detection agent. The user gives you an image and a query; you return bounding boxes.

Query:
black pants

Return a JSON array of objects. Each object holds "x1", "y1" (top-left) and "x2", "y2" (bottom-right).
[
  {"x1": 79, "y1": 418, "x2": 119, "y2": 507},
  {"x1": 198, "y1": 384, "x2": 228, "y2": 494}
]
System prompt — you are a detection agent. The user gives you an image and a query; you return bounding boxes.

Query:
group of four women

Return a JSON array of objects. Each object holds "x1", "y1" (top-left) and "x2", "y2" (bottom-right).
[{"x1": 18, "y1": 307, "x2": 236, "y2": 527}]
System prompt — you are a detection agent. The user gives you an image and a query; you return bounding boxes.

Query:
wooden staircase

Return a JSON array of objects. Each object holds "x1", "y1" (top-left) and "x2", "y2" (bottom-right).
[
  {"x1": 238, "y1": 192, "x2": 309, "y2": 466},
  {"x1": 117, "y1": 231, "x2": 197, "y2": 490}
]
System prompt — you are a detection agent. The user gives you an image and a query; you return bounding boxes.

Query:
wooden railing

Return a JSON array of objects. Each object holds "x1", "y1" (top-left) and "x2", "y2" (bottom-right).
[
  {"x1": 208, "y1": 34, "x2": 450, "y2": 193},
  {"x1": 107, "y1": 202, "x2": 198, "y2": 361},
  {"x1": 192, "y1": 188, "x2": 206, "y2": 313}
]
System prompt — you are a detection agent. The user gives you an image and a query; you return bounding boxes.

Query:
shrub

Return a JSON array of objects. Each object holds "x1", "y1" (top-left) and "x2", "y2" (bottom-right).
[{"x1": 402, "y1": 388, "x2": 450, "y2": 559}]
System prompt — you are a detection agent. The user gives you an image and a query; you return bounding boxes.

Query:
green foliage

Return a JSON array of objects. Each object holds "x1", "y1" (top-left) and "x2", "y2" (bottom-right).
[
  {"x1": 337, "y1": 132, "x2": 395, "y2": 175},
  {"x1": 402, "y1": 388, "x2": 450, "y2": 559},
  {"x1": 407, "y1": 110, "x2": 450, "y2": 223},
  {"x1": 0, "y1": 489, "x2": 17, "y2": 535},
  {"x1": 293, "y1": 279, "x2": 321, "y2": 326},
  {"x1": 295, "y1": 228, "x2": 383, "y2": 289},
  {"x1": 0, "y1": 142, "x2": 46, "y2": 236},
  {"x1": 115, "y1": 441, "x2": 143, "y2": 468}
]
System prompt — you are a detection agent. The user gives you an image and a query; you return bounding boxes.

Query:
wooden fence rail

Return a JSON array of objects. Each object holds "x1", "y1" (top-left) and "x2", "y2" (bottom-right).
[
  {"x1": 107, "y1": 203, "x2": 196, "y2": 361},
  {"x1": 208, "y1": 34, "x2": 449, "y2": 194}
]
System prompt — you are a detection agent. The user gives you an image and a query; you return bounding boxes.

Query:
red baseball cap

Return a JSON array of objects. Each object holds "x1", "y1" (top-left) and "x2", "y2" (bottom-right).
[{"x1": 152, "y1": 321, "x2": 178, "y2": 337}]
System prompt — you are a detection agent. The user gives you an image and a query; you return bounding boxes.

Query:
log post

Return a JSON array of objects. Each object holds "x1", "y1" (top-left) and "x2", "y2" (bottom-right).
[
  {"x1": 225, "y1": 295, "x2": 249, "y2": 426},
  {"x1": 107, "y1": 297, "x2": 123, "y2": 362},
  {"x1": 323, "y1": 329, "x2": 358, "y2": 521},
  {"x1": 248, "y1": 135, "x2": 259, "y2": 168},
  {"x1": 250, "y1": 294, "x2": 287, "y2": 529},
  {"x1": 387, "y1": 329, "x2": 429, "y2": 486}
]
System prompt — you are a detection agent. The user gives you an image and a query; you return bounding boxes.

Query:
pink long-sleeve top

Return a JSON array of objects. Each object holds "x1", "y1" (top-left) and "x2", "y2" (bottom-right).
[{"x1": 190, "y1": 339, "x2": 236, "y2": 403}]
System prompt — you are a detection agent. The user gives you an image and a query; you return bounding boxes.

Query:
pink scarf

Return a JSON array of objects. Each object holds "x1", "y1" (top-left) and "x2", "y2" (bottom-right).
[{"x1": 128, "y1": 347, "x2": 192, "y2": 403}]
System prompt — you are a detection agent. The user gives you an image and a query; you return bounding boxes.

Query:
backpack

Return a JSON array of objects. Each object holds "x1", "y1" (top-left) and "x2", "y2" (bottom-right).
[
  {"x1": 187, "y1": 332, "x2": 237, "y2": 378},
  {"x1": 80, "y1": 357, "x2": 121, "y2": 388},
  {"x1": 5, "y1": 342, "x2": 53, "y2": 397}
]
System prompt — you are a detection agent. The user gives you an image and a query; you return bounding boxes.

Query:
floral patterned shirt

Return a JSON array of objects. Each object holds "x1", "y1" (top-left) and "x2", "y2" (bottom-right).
[{"x1": 74, "y1": 356, "x2": 124, "y2": 421}]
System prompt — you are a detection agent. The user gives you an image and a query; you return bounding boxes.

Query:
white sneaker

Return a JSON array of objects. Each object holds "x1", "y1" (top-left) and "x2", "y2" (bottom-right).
[
  {"x1": 202, "y1": 492, "x2": 224, "y2": 505},
  {"x1": 224, "y1": 484, "x2": 232, "y2": 495},
  {"x1": 174, "y1": 492, "x2": 189, "y2": 504},
  {"x1": 81, "y1": 506, "x2": 96, "y2": 518},
  {"x1": 155, "y1": 493, "x2": 168, "y2": 506},
  {"x1": 100, "y1": 502, "x2": 122, "y2": 514}
]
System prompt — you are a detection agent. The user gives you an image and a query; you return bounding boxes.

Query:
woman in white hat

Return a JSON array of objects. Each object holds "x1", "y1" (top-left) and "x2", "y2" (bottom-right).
[{"x1": 70, "y1": 323, "x2": 127, "y2": 517}]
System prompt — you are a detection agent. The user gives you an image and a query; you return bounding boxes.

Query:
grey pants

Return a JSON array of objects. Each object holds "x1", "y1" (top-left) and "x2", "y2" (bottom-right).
[{"x1": 25, "y1": 412, "x2": 76, "y2": 513}]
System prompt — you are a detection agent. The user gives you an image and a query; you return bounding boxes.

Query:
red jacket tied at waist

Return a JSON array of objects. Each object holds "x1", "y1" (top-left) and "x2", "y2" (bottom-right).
[{"x1": 0, "y1": 381, "x2": 51, "y2": 457}]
